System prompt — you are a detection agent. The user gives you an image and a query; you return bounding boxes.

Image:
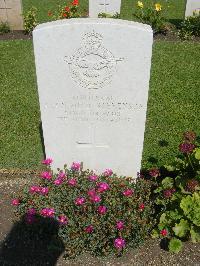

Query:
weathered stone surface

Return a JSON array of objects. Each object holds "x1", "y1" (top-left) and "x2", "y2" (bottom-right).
[
  {"x1": 185, "y1": 0, "x2": 200, "y2": 17},
  {"x1": 0, "y1": 0, "x2": 23, "y2": 30},
  {"x1": 89, "y1": 0, "x2": 121, "y2": 18},
  {"x1": 33, "y1": 19, "x2": 153, "y2": 177}
]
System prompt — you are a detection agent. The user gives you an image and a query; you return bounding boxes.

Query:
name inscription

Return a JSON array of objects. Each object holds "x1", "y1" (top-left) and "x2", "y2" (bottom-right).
[{"x1": 44, "y1": 95, "x2": 143, "y2": 123}]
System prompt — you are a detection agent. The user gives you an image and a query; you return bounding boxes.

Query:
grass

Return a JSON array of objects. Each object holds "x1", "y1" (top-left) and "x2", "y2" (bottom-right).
[
  {"x1": 1, "y1": 40, "x2": 200, "y2": 169},
  {"x1": 22, "y1": 0, "x2": 186, "y2": 23}
]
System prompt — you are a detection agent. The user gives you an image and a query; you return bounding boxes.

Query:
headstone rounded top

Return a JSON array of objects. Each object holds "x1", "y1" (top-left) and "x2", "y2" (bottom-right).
[{"x1": 33, "y1": 18, "x2": 153, "y2": 34}]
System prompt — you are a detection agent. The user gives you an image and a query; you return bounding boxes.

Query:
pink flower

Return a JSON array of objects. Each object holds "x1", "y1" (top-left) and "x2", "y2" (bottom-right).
[
  {"x1": 87, "y1": 189, "x2": 96, "y2": 197},
  {"x1": 40, "y1": 208, "x2": 55, "y2": 217},
  {"x1": 42, "y1": 158, "x2": 53, "y2": 165},
  {"x1": 40, "y1": 171, "x2": 52, "y2": 180},
  {"x1": 68, "y1": 178, "x2": 77, "y2": 186},
  {"x1": 103, "y1": 168, "x2": 113, "y2": 177},
  {"x1": 160, "y1": 229, "x2": 168, "y2": 237},
  {"x1": 40, "y1": 187, "x2": 49, "y2": 195},
  {"x1": 97, "y1": 182, "x2": 110, "y2": 193},
  {"x1": 149, "y1": 168, "x2": 160, "y2": 178},
  {"x1": 25, "y1": 214, "x2": 36, "y2": 224},
  {"x1": 27, "y1": 208, "x2": 36, "y2": 215},
  {"x1": 75, "y1": 197, "x2": 86, "y2": 205},
  {"x1": 54, "y1": 179, "x2": 63, "y2": 185},
  {"x1": 11, "y1": 198, "x2": 20, "y2": 206},
  {"x1": 88, "y1": 174, "x2": 98, "y2": 182},
  {"x1": 123, "y1": 189, "x2": 134, "y2": 197},
  {"x1": 58, "y1": 215, "x2": 68, "y2": 225},
  {"x1": 29, "y1": 185, "x2": 40, "y2": 194},
  {"x1": 97, "y1": 205, "x2": 107, "y2": 215},
  {"x1": 116, "y1": 220, "x2": 124, "y2": 230},
  {"x1": 90, "y1": 194, "x2": 101, "y2": 203},
  {"x1": 58, "y1": 171, "x2": 66, "y2": 179},
  {"x1": 71, "y1": 161, "x2": 81, "y2": 171},
  {"x1": 114, "y1": 238, "x2": 126, "y2": 249},
  {"x1": 85, "y1": 225, "x2": 94, "y2": 233},
  {"x1": 179, "y1": 142, "x2": 195, "y2": 154},
  {"x1": 139, "y1": 203, "x2": 145, "y2": 211}
]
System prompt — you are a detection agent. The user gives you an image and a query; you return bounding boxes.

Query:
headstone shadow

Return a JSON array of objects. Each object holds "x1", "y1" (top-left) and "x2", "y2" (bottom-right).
[{"x1": 0, "y1": 215, "x2": 65, "y2": 266}]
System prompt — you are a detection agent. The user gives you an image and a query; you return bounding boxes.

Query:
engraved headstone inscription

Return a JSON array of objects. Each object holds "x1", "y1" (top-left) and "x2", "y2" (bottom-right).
[
  {"x1": 0, "y1": 0, "x2": 23, "y2": 30},
  {"x1": 185, "y1": 0, "x2": 200, "y2": 17},
  {"x1": 89, "y1": 0, "x2": 121, "y2": 18},
  {"x1": 33, "y1": 19, "x2": 153, "y2": 177}
]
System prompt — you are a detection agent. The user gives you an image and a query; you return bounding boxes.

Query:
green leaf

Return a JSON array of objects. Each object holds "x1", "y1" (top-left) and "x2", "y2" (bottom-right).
[
  {"x1": 190, "y1": 226, "x2": 200, "y2": 243},
  {"x1": 173, "y1": 219, "x2": 189, "y2": 237},
  {"x1": 195, "y1": 148, "x2": 200, "y2": 160},
  {"x1": 180, "y1": 192, "x2": 200, "y2": 226},
  {"x1": 168, "y1": 210, "x2": 183, "y2": 221},
  {"x1": 164, "y1": 165, "x2": 175, "y2": 172},
  {"x1": 162, "y1": 177, "x2": 174, "y2": 189},
  {"x1": 169, "y1": 238, "x2": 183, "y2": 253},
  {"x1": 151, "y1": 229, "x2": 159, "y2": 238}
]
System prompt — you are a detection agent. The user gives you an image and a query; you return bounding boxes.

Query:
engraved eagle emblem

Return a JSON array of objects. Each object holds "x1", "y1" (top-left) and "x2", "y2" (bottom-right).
[{"x1": 65, "y1": 31, "x2": 123, "y2": 89}]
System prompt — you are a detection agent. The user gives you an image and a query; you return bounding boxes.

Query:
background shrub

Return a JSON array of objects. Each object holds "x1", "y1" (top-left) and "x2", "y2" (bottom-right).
[{"x1": 178, "y1": 11, "x2": 200, "y2": 40}]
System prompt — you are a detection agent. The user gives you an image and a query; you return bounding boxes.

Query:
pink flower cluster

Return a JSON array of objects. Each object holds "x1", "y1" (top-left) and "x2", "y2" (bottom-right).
[
  {"x1": 103, "y1": 168, "x2": 113, "y2": 177},
  {"x1": 97, "y1": 182, "x2": 110, "y2": 193},
  {"x1": 75, "y1": 197, "x2": 86, "y2": 205},
  {"x1": 123, "y1": 189, "x2": 134, "y2": 197},
  {"x1": 58, "y1": 215, "x2": 68, "y2": 225},
  {"x1": 29, "y1": 185, "x2": 49, "y2": 195},
  {"x1": 114, "y1": 238, "x2": 126, "y2": 249},
  {"x1": 88, "y1": 188, "x2": 101, "y2": 203},
  {"x1": 163, "y1": 188, "x2": 176, "y2": 199},
  {"x1": 68, "y1": 178, "x2": 77, "y2": 186},
  {"x1": 25, "y1": 208, "x2": 37, "y2": 224},
  {"x1": 54, "y1": 171, "x2": 66, "y2": 186},
  {"x1": 71, "y1": 161, "x2": 81, "y2": 171},
  {"x1": 40, "y1": 208, "x2": 55, "y2": 217},
  {"x1": 97, "y1": 205, "x2": 107, "y2": 215},
  {"x1": 85, "y1": 225, "x2": 94, "y2": 233},
  {"x1": 88, "y1": 174, "x2": 98, "y2": 182},
  {"x1": 40, "y1": 171, "x2": 52, "y2": 180},
  {"x1": 116, "y1": 220, "x2": 125, "y2": 230},
  {"x1": 11, "y1": 198, "x2": 20, "y2": 206},
  {"x1": 42, "y1": 158, "x2": 53, "y2": 165}
]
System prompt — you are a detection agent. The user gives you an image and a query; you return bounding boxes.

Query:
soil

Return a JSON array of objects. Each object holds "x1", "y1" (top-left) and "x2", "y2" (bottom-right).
[
  {"x1": 0, "y1": 175, "x2": 200, "y2": 266},
  {"x1": 0, "y1": 30, "x2": 200, "y2": 42}
]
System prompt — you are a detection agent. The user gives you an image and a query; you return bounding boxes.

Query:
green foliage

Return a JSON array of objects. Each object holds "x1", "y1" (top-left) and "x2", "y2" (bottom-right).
[
  {"x1": 14, "y1": 164, "x2": 155, "y2": 258},
  {"x1": 169, "y1": 238, "x2": 183, "y2": 253},
  {"x1": 23, "y1": 7, "x2": 38, "y2": 34},
  {"x1": 0, "y1": 22, "x2": 10, "y2": 34},
  {"x1": 152, "y1": 131, "x2": 200, "y2": 252},
  {"x1": 178, "y1": 11, "x2": 200, "y2": 40},
  {"x1": 98, "y1": 13, "x2": 120, "y2": 19},
  {"x1": 133, "y1": 2, "x2": 167, "y2": 33}
]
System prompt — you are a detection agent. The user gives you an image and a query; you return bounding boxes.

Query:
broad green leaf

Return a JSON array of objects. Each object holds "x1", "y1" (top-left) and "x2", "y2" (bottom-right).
[
  {"x1": 173, "y1": 219, "x2": 189, "y2": 237},
  {"x1": 190, "y1": 226, "x2": 200, "y2": 243},
  {"x1": 195, "y1": 148, "x2": 200, "y2": 160},
  {"x1": 162, "y1": 177, "x2": 174, "y2": 189},
  {"x1": 151, "y1": 229, "x2": 159, "y2": 238},
  {"x1": 164, "y1": 165, "x2": 175, "y2": 172},
  {"x1": 169, "y1": 238, "x2": 183, "y2": 253}
]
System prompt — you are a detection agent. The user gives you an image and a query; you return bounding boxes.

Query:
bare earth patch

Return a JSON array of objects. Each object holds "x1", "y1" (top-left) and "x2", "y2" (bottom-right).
[{"x1": 0, "y1": 175, "x2": 200, "y2": 266}]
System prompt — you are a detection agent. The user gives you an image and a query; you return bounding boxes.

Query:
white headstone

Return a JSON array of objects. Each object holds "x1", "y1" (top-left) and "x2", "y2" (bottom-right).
[
  {"x1": 0, "y1": 0, "x2": 23, "y2": 30},
  {"x1": 89, "y1": 0, "x2": 121, "y2": 18},
  {"x1": 185, "y1": 0, "x2": 200, "y2": 17},
  {"x1": 33, "y1": 19, "x2": 153, "y2": 177}
]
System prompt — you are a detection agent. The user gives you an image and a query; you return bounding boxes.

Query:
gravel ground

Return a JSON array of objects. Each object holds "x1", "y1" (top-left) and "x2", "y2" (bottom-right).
[{"x1": 0, "y1": 175, "x2": 200, "y2": 266}]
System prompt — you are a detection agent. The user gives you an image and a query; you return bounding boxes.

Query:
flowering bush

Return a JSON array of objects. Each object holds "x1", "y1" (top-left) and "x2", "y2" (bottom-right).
[
  {"x1": 98, "y1": 12, "x2": 120, "y2": 19},
  {"x1": 47, "y1": 0, "x2": 81, "y2": 20},
  {"x1": 178, "y1": 11, "x2": 200, "y2": 40},
  {"x1": 151, "y1": 131, "x2": 200, "y2": 253},
  {"x1": 133, "y1": 1, "x2": 167, "y2": 33},
  {"x1": 23, "y1": 7, "x2": 38, "y2": 34},
  {"x1": 12, "y1": 161, "x2": 154, "y2": 258}
]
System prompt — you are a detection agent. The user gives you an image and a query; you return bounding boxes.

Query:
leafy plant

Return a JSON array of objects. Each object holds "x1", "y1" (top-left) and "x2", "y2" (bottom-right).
[
  {"x1": 133, "y1": 1, "x2": 167, "y2": 33},
  {"x1": 178, "y1": 11, "x2": 200, "y2": 40},
  {"x1": 47, "y1": 0, "x2": 81, "y2": 20},
  {"x1": 12, "y1": 160, "x2": 155, "y2": 258},
  {"x1": 151, "y1": 131, "x2": 200, "y2": 253},
  {"x1": 0, "y1": 22, "x2": 10, "y2": 34},
  {"x1": 98, "y1": 12, "x2": 120, "y2": 19},
  {"x1": 23, "y1": 7, "x2": 38, "y2": 34}
]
